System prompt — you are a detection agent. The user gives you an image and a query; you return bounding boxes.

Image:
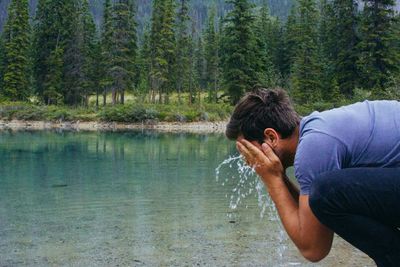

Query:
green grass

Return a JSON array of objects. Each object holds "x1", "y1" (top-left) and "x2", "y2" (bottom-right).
[
  {"x1": 2, "y1": 88, "x2": 397, "y2": 123},
  {"x1": 0, "y1": 101, "x2": 232, "y2": 123}
]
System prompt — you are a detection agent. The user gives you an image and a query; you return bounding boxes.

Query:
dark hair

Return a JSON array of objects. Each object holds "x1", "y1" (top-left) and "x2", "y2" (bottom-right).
[{"x1": 226, "y1": 88, "x2": 300, "y2": 143}]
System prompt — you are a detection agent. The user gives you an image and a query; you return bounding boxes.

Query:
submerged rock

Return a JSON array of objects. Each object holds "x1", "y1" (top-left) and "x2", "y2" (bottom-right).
[{"x1": 51, "y1": 184, "x2": 68, "y2": 188}]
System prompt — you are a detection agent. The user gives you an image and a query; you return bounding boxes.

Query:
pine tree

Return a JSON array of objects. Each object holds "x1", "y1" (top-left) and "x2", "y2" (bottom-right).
[
  {"x1": 204, "y1": 6, "x2": 220, "y2": 103},
  {"x1": 2, "y1": 0, "x2": 31, "y2": 101},
  {"x1": 43, "y1": 45, "x2": 63, "y2": 104},
  {"x1": 149, "y1": 0, "x2": 163, "y2": 103},
  {"x1": 358, "y1": 0, "x2": 399, "y2": 93},
  {"x1": 41, "y1": 0, "x2": 96, "y2": 106},
  {"x1": 194, "y1": 36, "x2": 207, "y2": 95},
  {"x1": 150, "y1": 0, "x2": 176, "y2": 104},
  {"x1": 81, "y1": 0, "x2": 97, "y2": 106},
  {"x1": 137, "y1": 26, "x2": 152, "y2": 101},
  {"x1": 162, "y1": 0, "x2": 176, "y2": 104},
  {"x1": 92, "y1": 36, "x2": 103, "y2": 108},
  {"x1": 32, "y1": 0, "x2": 71, "y2": 104},
  {"x1": 281, "y1": 4, "x2": 299, "y2": 77},
  {"x1": 221, "y1": 0, "x2": 260, "y2": 104},
  {"x1": 100, "y1": 0, "x2": 113, "y2": 105},
  {"x1": 63, "y1": 0, "x2": 86, "y2": 106},
  {"x1": 188, "y1": 23, "x2": 198, "y2": 103},
  {"x1": 0, "y1": 31, "x2": 6, "y2": 95},
  {"x1": 175, "y1": 0, "x2": 192, "y2": 104},
  {"x1": 32, "y1": 0, "x2": 100, "y2": 106},
  {"x1": 333, "y1": 0, "x2": 359, "y2": 97},
  {"x1": 109, "y1": 0, "x2": 137, "y2": 105},
  {"x1": 291, "y1": 0, "x2": 322, "y2": 104},
  {"x1": 263, "y1": 11, "x2": 284, "y2": 84},
  {"x1": 254, "y1": 2, "x2": 279, "y2": 87},
  {"x1": 318, "y1": 0, "x2": 337, "y2": 100}
]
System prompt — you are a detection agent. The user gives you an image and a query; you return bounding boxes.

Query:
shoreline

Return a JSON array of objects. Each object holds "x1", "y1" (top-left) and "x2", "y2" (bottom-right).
[{"x1": 0, "y1": 120, "x2": 228, "y2": 134}]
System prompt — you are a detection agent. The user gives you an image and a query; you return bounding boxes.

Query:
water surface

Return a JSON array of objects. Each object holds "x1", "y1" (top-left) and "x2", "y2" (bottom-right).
[{"x1": 0, "y1": 130, "x2": 373, "y2": 266}]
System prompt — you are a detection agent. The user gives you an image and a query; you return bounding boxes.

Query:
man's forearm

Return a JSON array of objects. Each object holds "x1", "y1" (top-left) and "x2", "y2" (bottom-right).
[{"x1": 263, "y1": 173, "x2": 333, "y2": 261}]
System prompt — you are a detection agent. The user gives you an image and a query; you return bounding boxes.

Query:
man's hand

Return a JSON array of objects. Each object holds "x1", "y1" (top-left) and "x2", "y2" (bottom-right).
[{"x1": 236, "y1": 138, "x2": 284, "y2": 187}]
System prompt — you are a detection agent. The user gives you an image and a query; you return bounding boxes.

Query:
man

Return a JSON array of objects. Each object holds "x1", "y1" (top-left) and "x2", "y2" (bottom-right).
[{"x1": 226, "y1": 88, "x2": 400, "y2": 267}]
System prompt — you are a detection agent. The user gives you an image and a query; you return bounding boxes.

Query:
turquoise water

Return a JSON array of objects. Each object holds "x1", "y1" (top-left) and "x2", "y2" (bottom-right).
[{"x1": 0, "y1": 131, "x2": 372, "y2": 266}]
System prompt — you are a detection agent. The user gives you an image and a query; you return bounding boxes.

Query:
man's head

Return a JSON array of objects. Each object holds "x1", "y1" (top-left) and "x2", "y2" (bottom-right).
[{"x1": 226, "y1": 88, "x2": 300, "y2": 167}]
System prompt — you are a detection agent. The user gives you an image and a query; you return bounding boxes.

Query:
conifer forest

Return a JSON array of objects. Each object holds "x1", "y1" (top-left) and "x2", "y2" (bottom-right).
[{"x1": 0, "y1": 0, "x2": 399, "y2": 118}]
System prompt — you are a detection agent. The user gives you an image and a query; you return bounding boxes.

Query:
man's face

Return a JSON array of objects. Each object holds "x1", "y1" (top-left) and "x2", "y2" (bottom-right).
[
  {"x1": 271, "y1": 140, "x2": 290, "y2": 168},
  {"x1": 237, "y1": 133, "x2": 293, "y2": 169}
]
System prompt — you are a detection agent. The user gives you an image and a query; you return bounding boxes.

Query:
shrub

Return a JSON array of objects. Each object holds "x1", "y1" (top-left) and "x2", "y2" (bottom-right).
[
  {"x1": 0, "y1": 102, "x2": 232, "y2": 123},
  {"x1": 99, "y1": 105, "x2": 160, "y2": 123}
]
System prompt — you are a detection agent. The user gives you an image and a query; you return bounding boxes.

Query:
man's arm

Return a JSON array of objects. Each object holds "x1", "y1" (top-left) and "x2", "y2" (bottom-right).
[
  {"x1": 268, "y1": 179, "x2": 333, "y2": 262},
  {"x1": 237, "y1": 139, "x2": 333, "y2": 262}
]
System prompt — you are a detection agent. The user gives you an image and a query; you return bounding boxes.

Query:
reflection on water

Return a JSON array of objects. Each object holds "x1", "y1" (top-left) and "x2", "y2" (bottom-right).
[{"x1": 0, "y1": 130, "x2": 373, "y2": 266}]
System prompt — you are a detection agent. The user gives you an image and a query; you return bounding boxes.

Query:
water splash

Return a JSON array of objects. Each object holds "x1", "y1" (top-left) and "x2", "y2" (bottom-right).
[
  {"x1": 216, "y1": 154, "x2": 289, "y2": 264},
  {"x1": 215, "y1": 154, "x2": 278, "y2": 220}
]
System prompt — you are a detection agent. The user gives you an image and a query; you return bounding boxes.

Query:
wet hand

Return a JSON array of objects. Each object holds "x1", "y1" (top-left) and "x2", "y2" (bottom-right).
[{"x1": 236, "y1": 139, "x2": 284, "y2": 184}]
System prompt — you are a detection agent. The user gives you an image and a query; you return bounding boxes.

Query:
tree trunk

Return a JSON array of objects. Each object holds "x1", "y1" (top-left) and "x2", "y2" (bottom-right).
[
  {"x1": 103, "y1": 88, "x2": 107, "y2": 106},
  {"x1": 177, "y1": 84, "x2": 182, "y2": 104},
  {"x1": 112, "y1": 88, "x2": 116, "y2": 105},
  {"x1": 214, "y1": 77, "x2": 217, "y2": 103},
  {"x1": 96, "y1": 87, "x2": 99, "y2": 109}
]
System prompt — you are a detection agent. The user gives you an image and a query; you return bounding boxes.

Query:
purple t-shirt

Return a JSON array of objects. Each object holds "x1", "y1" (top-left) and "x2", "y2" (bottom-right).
[{"x1": 294, "y1": 100, "x2": 400, "y2": 195}]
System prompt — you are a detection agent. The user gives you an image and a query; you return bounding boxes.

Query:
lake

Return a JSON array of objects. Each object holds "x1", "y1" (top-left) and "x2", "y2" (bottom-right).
[{"x1": 0, "y1": 130, "x2": 373, "y2": 266}]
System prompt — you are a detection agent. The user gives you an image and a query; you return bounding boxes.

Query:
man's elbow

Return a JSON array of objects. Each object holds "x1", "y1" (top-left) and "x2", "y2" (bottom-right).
[{"x1": 300, "y1": 247, "x2": 330, "y2": 263}]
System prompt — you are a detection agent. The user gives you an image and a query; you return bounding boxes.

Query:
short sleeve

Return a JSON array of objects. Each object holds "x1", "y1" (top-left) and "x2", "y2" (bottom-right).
[{"x1": 294, "y1": 133, "x2": 347, "y2": 195}]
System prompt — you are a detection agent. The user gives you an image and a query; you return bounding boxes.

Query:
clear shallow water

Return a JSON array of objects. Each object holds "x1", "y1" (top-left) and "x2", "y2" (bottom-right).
[{"x1": 0, "y1": 130, "x2": 373, "y2": 267}]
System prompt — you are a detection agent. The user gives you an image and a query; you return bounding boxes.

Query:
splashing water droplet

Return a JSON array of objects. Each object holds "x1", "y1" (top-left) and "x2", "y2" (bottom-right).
[{"x1": 215, "y1": 154, "x2": 279, "y2": 220}]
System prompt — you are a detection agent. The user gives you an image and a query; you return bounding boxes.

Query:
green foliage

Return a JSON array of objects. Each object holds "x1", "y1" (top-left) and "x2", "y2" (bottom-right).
[
  {"x1": 221, "y1": 0, "x2": 261, "y2": 104},
  {"x1": 100, "y1": 105, "x2": 159, "y2": 122},
  {"x1": 150, "y1": 0, "x2": 176, "y2": 104},
  {"x1": 317, "y1": 0, "x2": 360, "y2": 99},
  {"x1": 62, "y1": 0, "x2": 84, "y2": 106},
  {"x1": 32, "y1": 0, "x2": 97, "y2": 106},
  {"x1": 99, "y1": 0, "x2": 113, "y2": 106},
  {"x1": 357, "y1": 0, "x2": 400, "y2": 91},
  {"x1": 317, "y1": 0, "x2": 336, "y2": 100},
  {"x1": 43, "y1": 46, "x2": 63, "y2": 104},
  {"x1": 82, "y1": 0, "x2": 98, "y2": 97},
  {"x1": 332, "y1": 0, "x2": 359, "y2": 97},
  {"x1": 194, "y1": 36, "x2": 207, "y2": 92},
  {"x1": 0, "y1": 0, "x2": 399, "y2": 114},
  {"x1": 2, "y1": 0, "x2": 31, "y2": 101},
  {"x1": 136, "y1": 26, "x2": 151, "y2": 100},
  {"x1": 33, "y1": 0, "x2": 68, "y2": 104},
  {"x1": 290, "y1": 0, "x2": 322, "y2": 104},
  {"x1": 254, "y1": 3, "x2": 280, "y2": 87},
  {"x1": 0, "y1": 30, "x2": 6, "y2": 94},
  {"x1": 204, "y1": 6, "x2": 221, "y2": 103},
  {"x1": 281, "y1": 4, "x2": 299, "y2": 77},
  {"x1": 175, "y1": 0, "x2": 192, "y2": 104},
  {"x1": 0, "y1": 102, "x2": 231, "y2": 123},
  {"x1": 0, "y1": 102, "x2": 98, "y2": 121},
  {"x1": 0, "y1": 100, "x2": 233, "y2": 123},
  {"x1": 108, "y1": 0, "x2": 137, "y2": 105}
]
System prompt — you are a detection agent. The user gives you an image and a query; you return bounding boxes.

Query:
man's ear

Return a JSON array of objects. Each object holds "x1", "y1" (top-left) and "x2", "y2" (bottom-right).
[{"x1": 263, "y1": 128, "x2": 279, "y2": 147}]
